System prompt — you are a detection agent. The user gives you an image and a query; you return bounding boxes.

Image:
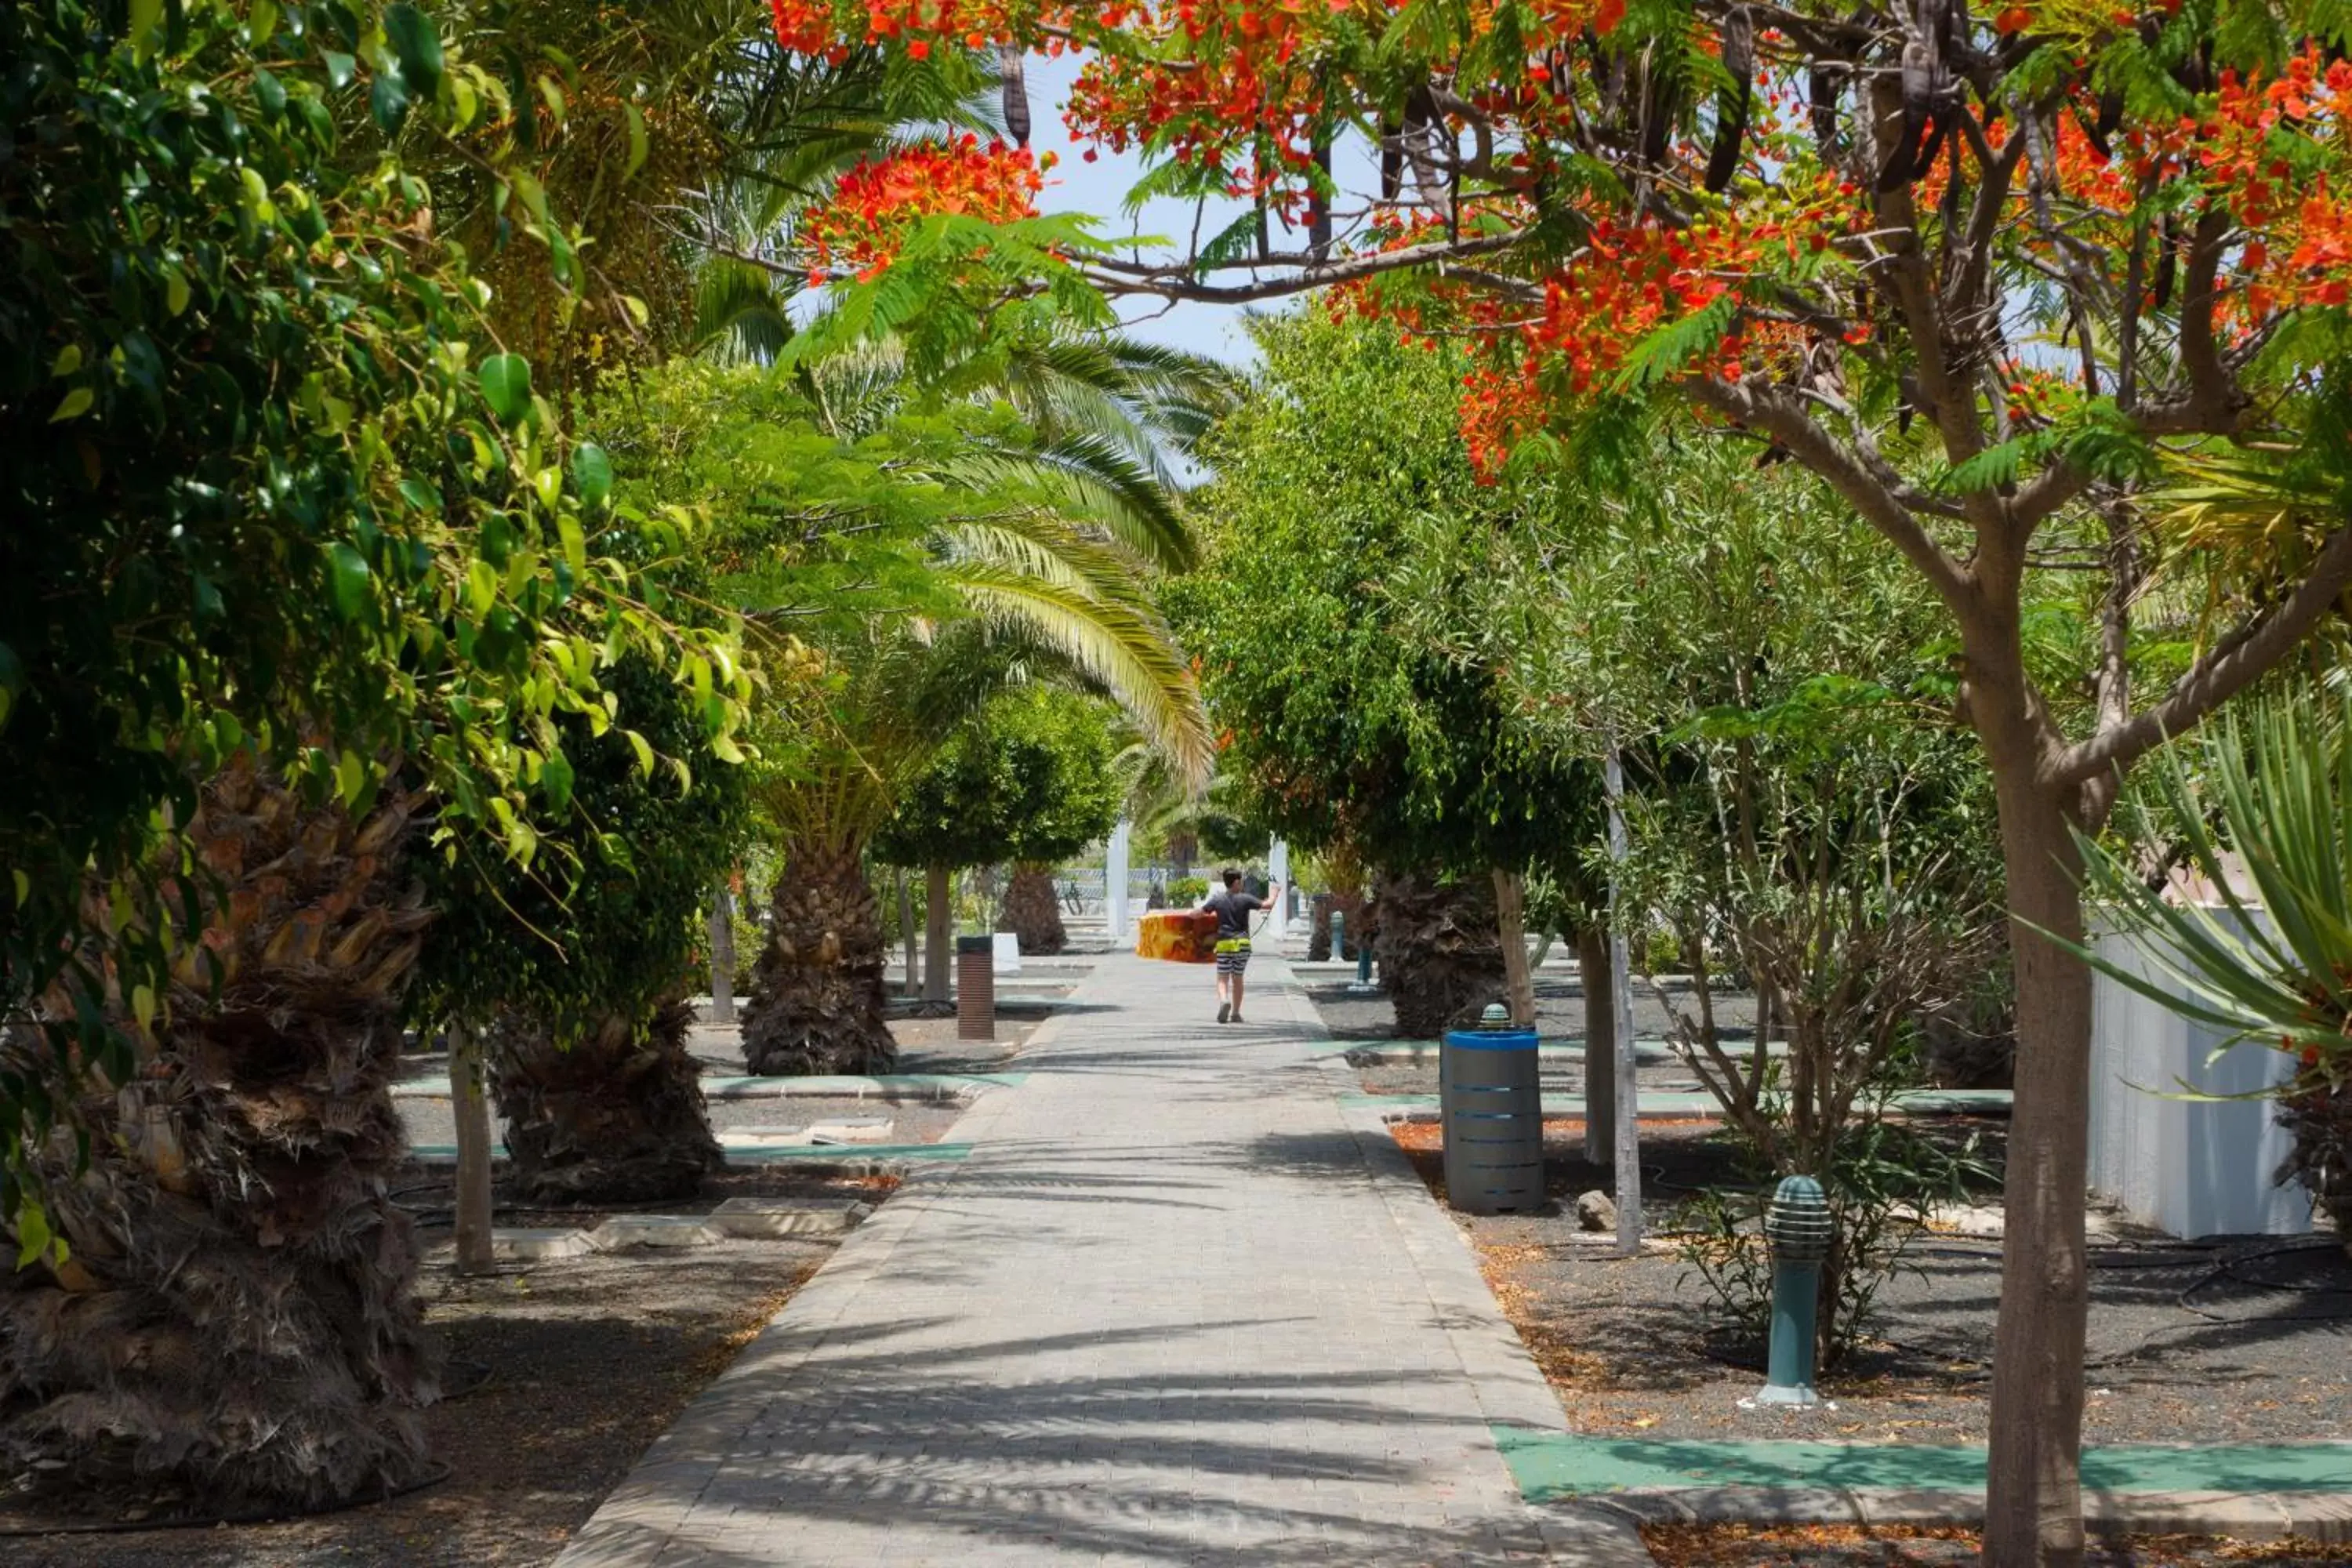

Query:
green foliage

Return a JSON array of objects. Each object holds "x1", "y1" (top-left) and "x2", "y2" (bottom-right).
[
  {"x1": 1174, "y1": 311, "x2": 1599, "y2": 890},
  {"x1": 873, "y1": 688, "x2": 1120, "y2": 871},
  {"x1": 1679, "y1": 1112, "x2": 1998, "y2": 1370},
  {"x1": 597, "y1": 347, "x2": 1214, "y2": 795},
  {"x1": 2073, "y1": 689, "x2": 2352, "y2": 1067},
  {"x1": 409, "y1": 655, "x2": 751, "y2": 1039},
  {"x1": 0, "y1": 0, "x2": 747, "y2": 1224},
  {"x1": 1167, "y1": 875, "x2": 1210, "y2": 905}
]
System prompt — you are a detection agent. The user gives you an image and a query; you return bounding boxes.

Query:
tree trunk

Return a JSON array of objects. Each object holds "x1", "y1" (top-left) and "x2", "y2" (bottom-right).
[
  {"x1": 0, "y1": 760, "x2": 438, "y2": 1508},
  {"x1": 1493, "y1": 868, "x2": 1537, "y2": 1028},
  {"x1": 1000, "y1": 863, "x2": 1067, "y2": 955},
  {"x1": 739, "y1": 834, "x2": 896, "y2": 1076},
  {"x1": 449, "y1": 1020, "x2": 496, "y2": 1276},
  {"x1": 707, "y1": 884, "x2": 736, "y2": 1025},
  {"x1": 1577, "y1": 924, "x2": 1617, "y2": 1167},
  {"x1": 924, "y1": 862, "x2": 953, "y2": 1005},
  {"x1": 2278, "y1": 1076, "x2": 2352, "y2": 1245},
  {"x1": 1334, "y1": 886, "x2": 1365, "y2": 960},
  {"x1": 897, "y1": 869, "x2": 917, "y2": 998},
  {"x1": 1372, "y1": 869, "x2": 1506, "y2": 1038},
  {"x1": 1980, "y1": 747, "x2": 2096, "y2": 1567},
  {"x1": 488, "y1": 997, "x2": 720, "y2": 1203}
]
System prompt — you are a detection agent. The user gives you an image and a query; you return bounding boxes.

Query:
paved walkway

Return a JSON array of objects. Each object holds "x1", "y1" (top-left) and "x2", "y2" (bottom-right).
[{"x1": 557, "y1": 952, "x2": 1652, "y2": 1567}]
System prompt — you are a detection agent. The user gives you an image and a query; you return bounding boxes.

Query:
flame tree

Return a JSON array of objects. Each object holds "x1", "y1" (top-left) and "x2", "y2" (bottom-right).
[{"x1": 764, "y1": 4, "x2": 2352, "y2": 1560}]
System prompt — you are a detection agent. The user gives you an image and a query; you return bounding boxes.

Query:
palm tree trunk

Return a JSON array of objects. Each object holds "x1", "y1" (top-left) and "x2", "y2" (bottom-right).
[
  {"x1": 0, "y1": 759, "x2": 439, "y2": 1508},
  {"x1": 488, "y1": 997, "x2": 720, "y2": 1203},
  {"x1": 739, "y1": 834, "x2": 896, "y2": 1076},
  {"x1": 2279, "y1": 1080, "x2": 2352, "y2": 1247},
  {"x1": 1000, "y1": 863, "x2": 1067, "y2": 955},
  {"x1": 1371, "y1": 869, "x2": 1506, "y2": 1038}
]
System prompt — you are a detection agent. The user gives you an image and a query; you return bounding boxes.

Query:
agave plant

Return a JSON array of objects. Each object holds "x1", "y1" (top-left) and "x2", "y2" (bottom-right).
[{"x1": 2072, "y1": 694, "x2": 2352, "y2": 1238}]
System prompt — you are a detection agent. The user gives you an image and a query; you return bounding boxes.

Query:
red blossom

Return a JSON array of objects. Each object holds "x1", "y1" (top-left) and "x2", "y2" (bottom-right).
[{"x1": 799, "y1": 136, "x2": 1048, "y2": 282}]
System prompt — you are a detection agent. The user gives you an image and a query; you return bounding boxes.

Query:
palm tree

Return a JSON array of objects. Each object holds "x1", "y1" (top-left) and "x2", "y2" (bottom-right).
[
  {"x1": 0, "y1": 760, "x2": 439, "y2": 1508},
  {"x1": 489, "y1": 997, "x2": 720, "y2": 1203},
  {"x1": 734, "y1": 339, "x2": 1223, "y2": 1074},
  {"x1": 2068, "y1": 385, "x2": 2352, "y2": 1243}
]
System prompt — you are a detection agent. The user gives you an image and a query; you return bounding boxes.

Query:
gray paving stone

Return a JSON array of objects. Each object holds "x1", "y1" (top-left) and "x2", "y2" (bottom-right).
[{"x1": 557, "y1": 953, "x2": 1653, "y2": 1567}]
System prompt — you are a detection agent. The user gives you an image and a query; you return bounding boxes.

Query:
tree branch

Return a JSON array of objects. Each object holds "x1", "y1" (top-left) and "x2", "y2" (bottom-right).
[
  {"x1": 1688, "y1": 378, "x2": 1974, "y2": 608},
  {"x1": 1080, "y1": 230, "x2": 1528, "y2": 304},
  {"x1": 2176, "y1": 205, "x2": 2247, "y2": 430},
  {"x1": 2045, "y1": 522, "x2": 2352, "y2": 789}
]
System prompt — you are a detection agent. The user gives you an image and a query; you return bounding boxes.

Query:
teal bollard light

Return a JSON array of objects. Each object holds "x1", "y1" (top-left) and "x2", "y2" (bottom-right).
[{"x1": 1755, "y1": 1174, "x2": 1833, "y2": 1409}]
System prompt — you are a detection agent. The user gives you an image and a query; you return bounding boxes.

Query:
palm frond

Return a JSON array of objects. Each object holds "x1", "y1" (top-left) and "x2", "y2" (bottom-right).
[
  {"x1": 942, "y1": 559, "x2": 1213, "y2": 789},
  {"x1": 691, "y1": 256, "x2": 797, "y2": 363},
  {"x1": 945, "y1": 433, "x2": 1196, "y2": 572}
]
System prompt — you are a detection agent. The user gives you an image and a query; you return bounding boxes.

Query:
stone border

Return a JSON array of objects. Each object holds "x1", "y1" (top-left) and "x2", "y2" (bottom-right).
[
  {"x1": 1272, "y1": 957, "x2": 1659, "y2": 1568},
  {"x1": 1577, "y1": 1483, "x2": 2352, "y2": 1543},
  {"x1": 550, "y1": 967, "x2": 1090, "y2": 1568}
]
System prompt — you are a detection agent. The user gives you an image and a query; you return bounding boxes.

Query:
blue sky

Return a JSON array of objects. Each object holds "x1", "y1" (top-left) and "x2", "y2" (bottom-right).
[
  {"x1": 1017, "y1": 52, "x2": 1379, "y2": 368},
  {"x1": 1020, "y1": 50, "x2": 1259, "y2": 365}
]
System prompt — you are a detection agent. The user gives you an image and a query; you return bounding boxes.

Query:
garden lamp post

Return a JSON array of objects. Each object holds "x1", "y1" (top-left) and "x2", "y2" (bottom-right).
[{"x1": 1757, "y1": 1174, "x2": 1834, "y2": 1408}]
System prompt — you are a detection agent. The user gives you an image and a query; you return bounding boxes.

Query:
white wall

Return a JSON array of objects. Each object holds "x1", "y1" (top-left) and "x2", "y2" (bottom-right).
[{"x1": 2086, "y1": 920, "x2": 2315, "y2": 1240}]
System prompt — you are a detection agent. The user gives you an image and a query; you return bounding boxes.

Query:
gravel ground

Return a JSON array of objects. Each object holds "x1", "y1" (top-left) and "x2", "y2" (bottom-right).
[
  {"x1": 1639, "y1": 1525, "x2": 2352, "y2": 1566},
  {"x1": 3, "y1": 979, "x2": 1042, "y2": 1563},
  {"x1": 0, "y1": 1169, "x2": 897, "y2": 1566},
  {"x1": 1384, "y1": 1119, "x2": 2352, "y2": 1448},
  {"x1": 397, "y1": 1083, "x2": 972, "y2": 1150}
]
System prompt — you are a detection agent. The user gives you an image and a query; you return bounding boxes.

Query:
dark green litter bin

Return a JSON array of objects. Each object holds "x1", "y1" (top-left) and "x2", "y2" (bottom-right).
[{"x1": 1440, "y1": 1011, "x2": 1544, "y2": 1214}]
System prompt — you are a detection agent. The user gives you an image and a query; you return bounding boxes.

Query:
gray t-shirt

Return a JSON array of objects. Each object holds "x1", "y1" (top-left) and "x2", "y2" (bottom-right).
[{"x1": 1203, "y1": 887, "x2": 1262, "y2": 939}]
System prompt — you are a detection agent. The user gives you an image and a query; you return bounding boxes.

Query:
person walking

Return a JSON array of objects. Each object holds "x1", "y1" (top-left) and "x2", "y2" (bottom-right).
[{"x1": 1203, "y1": 867, "x2": 1279, "y2": 1024}]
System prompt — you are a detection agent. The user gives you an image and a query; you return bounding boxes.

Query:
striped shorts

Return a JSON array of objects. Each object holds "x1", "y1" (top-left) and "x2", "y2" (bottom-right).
[{"x1": 1214, "y1": 937, "x2": 1252, "y2": 975}]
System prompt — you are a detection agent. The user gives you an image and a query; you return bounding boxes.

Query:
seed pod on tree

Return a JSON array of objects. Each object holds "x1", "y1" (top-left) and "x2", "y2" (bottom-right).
[{"x1": 1706, "y1": 6, "x2": 1755, "y2": 194}]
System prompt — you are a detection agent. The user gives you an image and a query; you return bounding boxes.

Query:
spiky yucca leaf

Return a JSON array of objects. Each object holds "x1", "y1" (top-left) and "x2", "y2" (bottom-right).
[{"x1": 2071, "y1": 696, "x2": 2352, "y2": 1054}]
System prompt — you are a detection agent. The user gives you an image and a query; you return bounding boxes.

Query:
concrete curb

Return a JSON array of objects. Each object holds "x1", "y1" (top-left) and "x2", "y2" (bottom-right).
[
  {"x1": 551, "y1": 963, "x2": 1099, "y2": 1568},
  {"x1": 1273, "y1": 958, "x2": 1658, "y2": 1568},
  {"x1": 1576, "y1": 1483, "x2": 2352, "y2": 1543}
]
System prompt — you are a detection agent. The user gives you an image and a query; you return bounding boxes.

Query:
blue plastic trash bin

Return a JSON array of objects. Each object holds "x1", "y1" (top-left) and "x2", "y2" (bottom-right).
[{"x1": 1440, "y1": 1009, "x2": 1544, "y2": 1214}]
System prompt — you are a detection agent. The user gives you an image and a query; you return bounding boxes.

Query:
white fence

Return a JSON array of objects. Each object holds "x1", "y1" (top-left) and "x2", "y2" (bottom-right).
[{"x1": 2086, "y1": 920, "x2": 2314, "y2": 1240}]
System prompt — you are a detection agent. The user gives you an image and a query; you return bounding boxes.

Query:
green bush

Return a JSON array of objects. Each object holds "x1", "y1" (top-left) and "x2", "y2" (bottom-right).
[
  {"x1": 1168, "y1": 875, "x2": 1210, "y2": 904},
  {"x1": 1679, "y1": 1079, "x2": 1998, "y2": 1370}
]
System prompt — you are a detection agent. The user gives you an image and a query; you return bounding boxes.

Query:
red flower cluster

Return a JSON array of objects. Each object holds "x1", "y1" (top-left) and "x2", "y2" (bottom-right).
[
  {"x1": 764, "y1": 5, "x2": 2352, "y2": 475},
  {"x1": 799, "y1": 136, "x2": 1048, "y2": 283},
  {"x1": 2202, "y1": 49, "x2": 2352, "y2": 317},
  {"x1": 770, "y1": 2, "x2": 1625, "y2": 213},
  {"x1": 771, "y1": 1, "x2": 1027, "y2": 57}
]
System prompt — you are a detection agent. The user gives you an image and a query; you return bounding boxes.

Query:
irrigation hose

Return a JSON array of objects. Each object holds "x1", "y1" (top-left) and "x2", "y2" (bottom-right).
[{"x1": 0, "y1": 1461, "x2": 453, "y2": 1539}]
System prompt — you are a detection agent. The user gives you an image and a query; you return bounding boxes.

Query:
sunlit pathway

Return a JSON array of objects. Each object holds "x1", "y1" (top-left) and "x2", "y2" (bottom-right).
[{"x1": 557, "y1": 951, "x2": 1651, "y2": 1567}]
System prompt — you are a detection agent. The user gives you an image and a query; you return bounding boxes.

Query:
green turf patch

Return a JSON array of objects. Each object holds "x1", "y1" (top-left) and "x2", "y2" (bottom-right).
[{"x1": 1493, "y1": 1428, "x2": 2352, "y2": 1500}]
